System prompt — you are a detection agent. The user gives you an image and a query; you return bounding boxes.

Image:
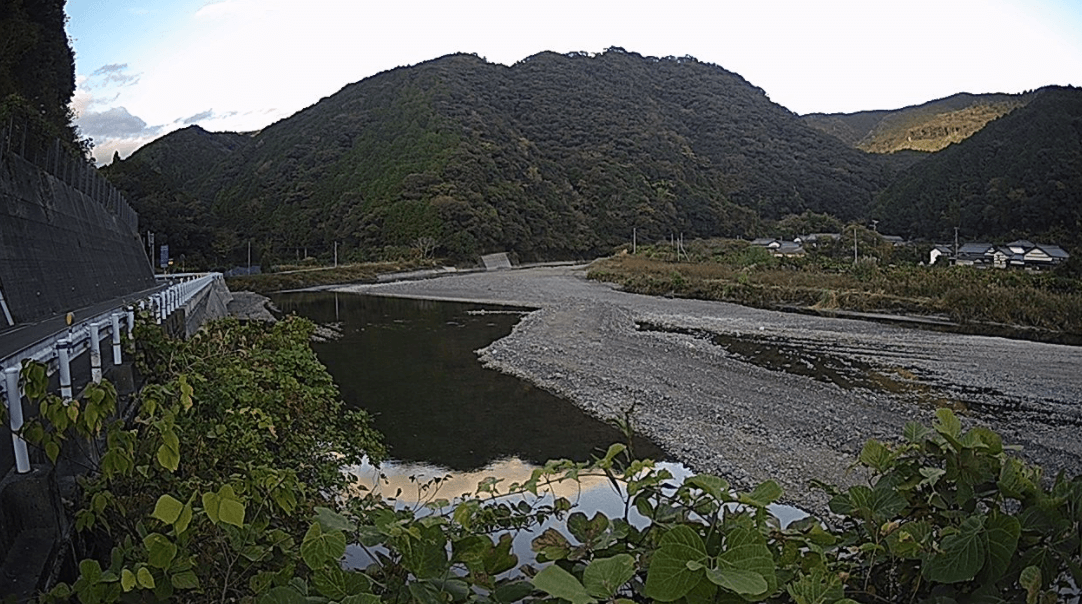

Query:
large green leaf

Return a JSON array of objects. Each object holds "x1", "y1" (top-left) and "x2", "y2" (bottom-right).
[
  {"x1": 981, "y1": 513, "x2": 1020, "y2": 583},
  {"x1": 582, "y1": 554, "x2": 636, "y2": 599},
  {"x1": 170, "y1": 570, "x2": 200, "y2": 590},
  {"x1": 218, "y1": 498, "x2": 246, "y2": 528},
  {"x1": 644, "y1": 525, "x2": 707, "y2": 602},
  {"x1": 922, "y1": 516, "x2": 987, "y2": 583},
  {"x1": 151, "y1": 495, "x2": 184, "y2": 525},
  {"x1": 156, "y1": 430, "x2": 180, "y2": 472},
  {"x1": 300, "y1": 522, "x2": 347, "y2": 570},
  {"x1": 400, "y1": 523, "x2": 448, "y2": 579},
  {"x1": 741, "y1": 480, "x2": 783, "y2": 507},
  {"x1": 532, "y1": 527, "x2": 572, "y2": 561},
  {"x1": 846, "y1": 483, "x2": 907, "y2": 524},
  {"x1": 314, "y1": 506, "x2": 355, "y2": 532},
  {"x1": 716, "y1": 526, "x2": 776, "y2": 599},
  {"x1": 312, "y1": 565, "x2": 371, "y2": 600},
  {"x1": 567, "y1": 511, "x2": 610, "y2": 546},
  {"x1": 934, "y1": 407, "x2": 962, "y2": 440},
  {"x1": 704, "y1": 567, "x2": 767, "y2": 595},
  {"x1": 686, "y1": 474, "x2": 730, "y2": 501},
  {"x1": 143, "y1": 533, "x2": 177, "y2": 569},
  {"x1": 533, "y1": 564, "x2": 596, "y2": 604},
  {"x1": 786, "y1": 569, "x2": 844, "y2": 604},
  {"x1": 258, "y1": 586, "x2": 307, "y2": 604},
  {"x1": 483, "y1": 533, "x2": 518, "y2": 576},
  {"x1": 858, "y1": 440, "x2": 894, "y2": 472}
]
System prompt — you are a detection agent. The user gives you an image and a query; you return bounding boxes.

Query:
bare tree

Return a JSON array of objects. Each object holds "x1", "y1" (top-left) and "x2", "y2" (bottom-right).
[{"x1": 412, "y1": 236, "x2": 439, "y2": 259}]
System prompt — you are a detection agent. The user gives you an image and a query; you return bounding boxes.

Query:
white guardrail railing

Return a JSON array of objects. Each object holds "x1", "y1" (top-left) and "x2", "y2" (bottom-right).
[{"x1": 1, "y1": 272, "x2": 223, "y2": 474}]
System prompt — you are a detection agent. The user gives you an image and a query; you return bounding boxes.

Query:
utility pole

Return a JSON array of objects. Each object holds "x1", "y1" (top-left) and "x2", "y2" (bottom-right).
[
  {"x1": 247, "y1": 240, "x2": 251, "y2": 273},
  {"x1": 853, "y1": 227, "x2": 858, "y2": 265},
  {"x1": 334, "y1": 241, "x2": 338, "y2": 268},
  {"x1": 633, "y1": 228, "x2": 637, "y2": 255},
  {"x1": 953, "y1": 226, "x2": 959, "y2": 263}
]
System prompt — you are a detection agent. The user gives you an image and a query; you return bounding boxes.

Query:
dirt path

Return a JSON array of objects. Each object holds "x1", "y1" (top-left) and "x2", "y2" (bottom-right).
[{"x1": 334, "y1": 265, "x2": 1082, "y2": 512}]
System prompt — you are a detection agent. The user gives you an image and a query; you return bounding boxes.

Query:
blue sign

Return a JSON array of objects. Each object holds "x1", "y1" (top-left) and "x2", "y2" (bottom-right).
[{"x1": 160, "y1": 244, "x2": 169, "y2": 268}]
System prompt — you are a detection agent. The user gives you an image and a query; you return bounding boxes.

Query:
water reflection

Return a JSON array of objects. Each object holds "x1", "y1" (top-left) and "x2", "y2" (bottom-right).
[
  {"x1": 271, "y1": 292, "x2": 667, "y2": 470},
  {"x1": 272, "y1": 292, "x2": 807, "y2": 555}
]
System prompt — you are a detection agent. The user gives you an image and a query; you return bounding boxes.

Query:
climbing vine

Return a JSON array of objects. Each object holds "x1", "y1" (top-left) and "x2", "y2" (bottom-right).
[{"x1": 11, "y1": 316, "x2": 1080, "y2": 603}]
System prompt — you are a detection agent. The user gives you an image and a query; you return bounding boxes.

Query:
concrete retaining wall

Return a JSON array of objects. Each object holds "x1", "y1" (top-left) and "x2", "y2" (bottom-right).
[{"x1": 0, "y1": 153, "x2": 155, "y2": 324}]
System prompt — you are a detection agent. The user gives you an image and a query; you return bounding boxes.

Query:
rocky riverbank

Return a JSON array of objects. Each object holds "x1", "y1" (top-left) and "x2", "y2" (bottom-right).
[{"x1": 334, "y1": 265, "x2": 1082, "y2": 513}]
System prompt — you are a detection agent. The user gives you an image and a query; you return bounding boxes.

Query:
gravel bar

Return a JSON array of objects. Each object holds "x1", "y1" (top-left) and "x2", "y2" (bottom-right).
[{"x1": 334, "y1": 265, "x2": 1082, "y2": 513}]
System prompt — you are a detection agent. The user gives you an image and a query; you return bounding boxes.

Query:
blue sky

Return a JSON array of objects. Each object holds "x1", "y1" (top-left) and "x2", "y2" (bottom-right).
[{"x1": 67, "y1": 0, "x2": 1082, "y2": 165}]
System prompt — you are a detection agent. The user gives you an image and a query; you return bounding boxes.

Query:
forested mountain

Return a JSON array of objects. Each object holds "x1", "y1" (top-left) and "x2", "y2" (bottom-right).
[
  {"x1": 107, "y1": 51, "x2": 1078, "y2": 267},
  {"x1": 102, "y1": 126, "x2": 251, "y2": 263},
  {"x1": 872, "y1": 86, "x2": 1082, "y2": 242},
  {"x1": 0, "y1": 0, "x2": 82, "y2": 152},
  {"x1": 803, "y1": 92, "x2": 1030, "y2": 154},
  {"x1": 110, "y1": 49, "x2": 896, "y2": 265}
]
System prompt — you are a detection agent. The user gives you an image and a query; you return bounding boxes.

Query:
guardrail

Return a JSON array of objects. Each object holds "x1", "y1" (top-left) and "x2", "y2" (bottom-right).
[{"x1": 1, "y1": 273, "x2": 224, "y2": 474}]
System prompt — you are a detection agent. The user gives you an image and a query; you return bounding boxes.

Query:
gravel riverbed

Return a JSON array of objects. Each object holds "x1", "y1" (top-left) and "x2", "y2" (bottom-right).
[{"x1": 333, "y1": 265, "x2": 1082, "y2": 513}]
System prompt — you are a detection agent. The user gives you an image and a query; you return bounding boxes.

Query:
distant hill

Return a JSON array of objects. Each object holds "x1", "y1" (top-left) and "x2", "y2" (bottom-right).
[
  {"x1": 109, "y1": 125, "x2": 250, "y2": 188},
  {"x1": 872, "y1": 86, "x2": 1082, "y2": 243},
  {"x1": 803, "y1": 92, "x2": 1031, "y2": 154},
  {"x1": 110, "y1": 49, "x2": 895, "y2": 264},
  {"x1": 102, "y1": 126, "x2": 251, "y2": 266}
]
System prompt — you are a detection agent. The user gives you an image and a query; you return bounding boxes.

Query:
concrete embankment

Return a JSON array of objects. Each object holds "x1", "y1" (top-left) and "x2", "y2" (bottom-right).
[{"x1": 0, "y1": 151, "x2": 154, "y2": 325}]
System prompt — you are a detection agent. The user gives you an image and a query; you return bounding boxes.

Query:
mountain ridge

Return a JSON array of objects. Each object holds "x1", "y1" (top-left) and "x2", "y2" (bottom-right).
[{"x1": 103, "y1": 51, "x2": 1079, "y2": 267}]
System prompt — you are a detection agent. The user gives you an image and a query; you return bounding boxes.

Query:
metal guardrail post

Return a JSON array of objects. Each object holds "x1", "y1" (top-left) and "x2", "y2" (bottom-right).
[
  {"x1": 126, "y1": 307, "x2": 135, "y2": 334},
  {"x1": 111, "y1": 314, "x2": 122, "y2": 365},
  {"x1": 89, "y1": 323, "x2": 103, "y2": 383},
  {"x1": 58, "y1": 339, "x2": 73, "y2": 401},
  {"x1": 4, "y1": 367, "x2": 30, "y2": 474}
]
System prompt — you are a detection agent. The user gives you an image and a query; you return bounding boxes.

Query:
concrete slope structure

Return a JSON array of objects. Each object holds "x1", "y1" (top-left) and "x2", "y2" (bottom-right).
[{"x1": 0, "y1": 125, "x2": 154, "y2": 326}]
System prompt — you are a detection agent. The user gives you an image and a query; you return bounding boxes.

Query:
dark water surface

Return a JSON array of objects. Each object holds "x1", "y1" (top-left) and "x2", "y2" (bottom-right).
[
  {"x1": 271, "y1": 292, "x2": 666, "y2": 470},
  {"x1": 272, "y1": 292, "x2": 804, "y2": 567}
]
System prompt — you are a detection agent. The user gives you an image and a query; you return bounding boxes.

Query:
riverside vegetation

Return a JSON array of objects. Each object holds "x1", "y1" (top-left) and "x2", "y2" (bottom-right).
[
  {"x1": 588, "y1": 234, "x2": 1082, "y2": 341},
  {"x1": 1, "y1": 313, "x2": 1079, "y2": 603}
]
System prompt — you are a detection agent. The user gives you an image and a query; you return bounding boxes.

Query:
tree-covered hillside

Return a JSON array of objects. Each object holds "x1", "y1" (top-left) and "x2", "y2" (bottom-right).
[
  {"x1": 112, "y1": 50, "x2": 896, "y2": 264},
  {"x1": 0, "y1": 0, "x2": 82, "y2": 152},
  {"x1": 101, "y1": 127, "x2": 251, "y2": 267},
  {"x1": 802, "y1": 92, "x2": 1030, "y2": 154},
  {"x1": 107, "y1": 51, "x2": 1079, "y2": 267},
  {"x1": 872, "y1": 86, "x2": 1082, "y2": 243}
]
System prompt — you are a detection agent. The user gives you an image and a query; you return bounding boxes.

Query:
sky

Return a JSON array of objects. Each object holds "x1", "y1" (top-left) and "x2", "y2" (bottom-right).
[{"x1": 67, "y1": 0, "x2": 1082, "y2": 165}]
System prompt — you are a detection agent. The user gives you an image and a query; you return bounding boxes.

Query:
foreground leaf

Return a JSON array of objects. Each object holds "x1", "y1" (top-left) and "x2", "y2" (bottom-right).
[{"x1": 533, "y1": 564, "x2": 596, "y2": 604}]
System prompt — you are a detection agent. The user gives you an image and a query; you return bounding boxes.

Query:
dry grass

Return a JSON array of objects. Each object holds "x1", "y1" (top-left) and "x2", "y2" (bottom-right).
[
  {"x1": 226, "y1": 259, "x2": 440, "y2": 294},
  {"x1": 589, "y1": 249, "x2": 1082, "y2": 338}
]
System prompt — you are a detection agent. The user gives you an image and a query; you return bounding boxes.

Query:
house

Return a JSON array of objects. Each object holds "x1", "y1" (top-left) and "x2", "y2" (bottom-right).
[
  {"x1": 929, "y1": 245, "x2": 952, "y2": 265},
  {"x1": 773, "y1": 241, "x2": 806, "y2": 257},
  {"x1": 750, "y1": 238, "x2": 780, "y2": 249},
  {"x1": 795, "y1": 233, "x2": 840, "y2": 247},
  {"x1": 992, "y1": 247, "x2": 1026, "y2": 269},
  {"x1": 880, "y1": 235, "x2": 906, "y2": 246},
  {"x1": 937, "y1": 240, "x2": 1069, "y2": 270},
  {"x1": 1023, "y1": 244, "x2": 1070, "y2": 269},
  {"x1": 955, "y1": 243, "x2": 995, "y2": 267}
]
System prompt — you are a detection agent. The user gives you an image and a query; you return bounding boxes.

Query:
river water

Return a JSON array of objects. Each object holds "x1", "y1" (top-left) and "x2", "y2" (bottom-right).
[{"x1": 271, "y1": 291, "x2": 803, "y2": 566}]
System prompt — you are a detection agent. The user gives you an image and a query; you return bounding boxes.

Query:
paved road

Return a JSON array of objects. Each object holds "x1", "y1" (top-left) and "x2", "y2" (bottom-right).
[{"x1": 0, "y1": 284, "x2": 164, "y2": 363}]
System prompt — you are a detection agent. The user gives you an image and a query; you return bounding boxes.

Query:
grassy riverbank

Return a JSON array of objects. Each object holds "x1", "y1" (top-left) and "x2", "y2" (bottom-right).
[
  {"x1": 588, "y1": 239, "x2": 1082, "y2": 339},
  {"x1": 225, "y1": 258, "x2": 442, "y2": 294}
]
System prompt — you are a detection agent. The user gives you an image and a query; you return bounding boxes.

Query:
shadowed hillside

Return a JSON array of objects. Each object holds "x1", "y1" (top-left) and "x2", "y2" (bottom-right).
[{"x1": 872, "y1": 86, "x2": 1082, "y2": 243}]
